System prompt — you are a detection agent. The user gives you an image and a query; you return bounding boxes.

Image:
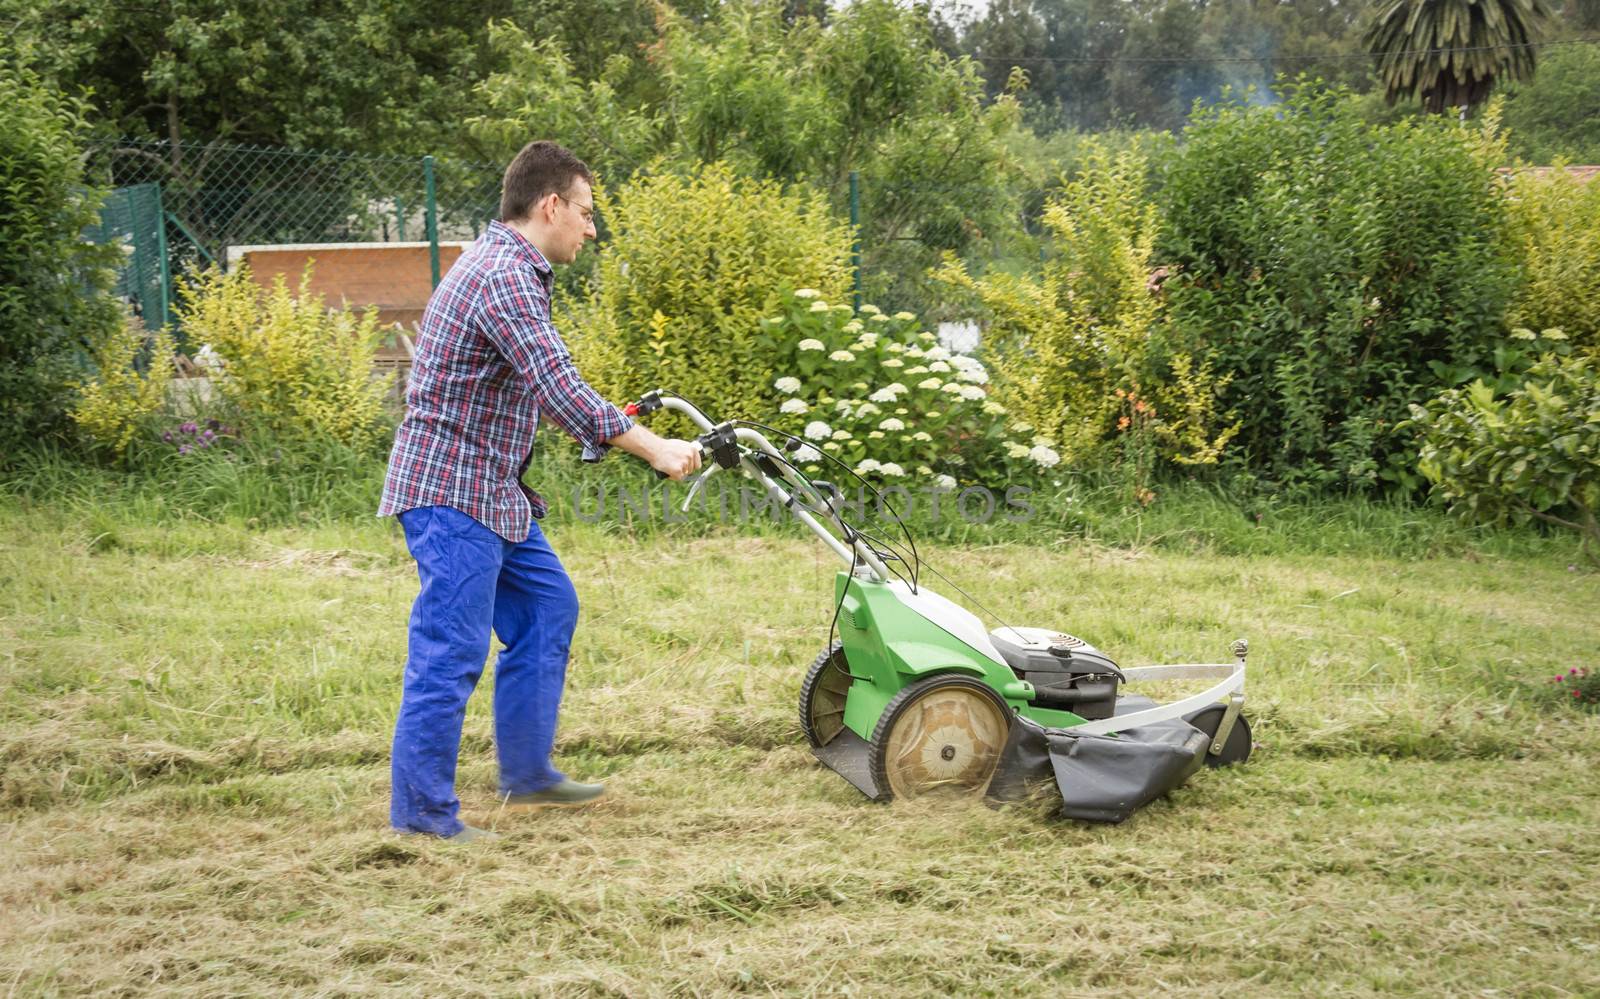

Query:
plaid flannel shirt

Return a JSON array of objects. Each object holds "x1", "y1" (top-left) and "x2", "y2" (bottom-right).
[{"x1": 378, "y1": 220, "x2": 633, "y2": 542}]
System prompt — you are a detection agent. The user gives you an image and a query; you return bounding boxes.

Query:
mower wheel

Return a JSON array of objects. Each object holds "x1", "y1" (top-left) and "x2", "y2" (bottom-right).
[
  {"x1": 1186, "y1": 705, "x2": 1253, "y2": 768},
  {"x1": 799, "y1": 642, "x2": 852, "y2": 748},
  {"x1": 868, "y1": 675, "x2": 1012, "y2": 801}
]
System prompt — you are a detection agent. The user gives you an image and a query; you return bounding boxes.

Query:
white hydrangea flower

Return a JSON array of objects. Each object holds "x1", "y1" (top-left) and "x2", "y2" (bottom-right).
[
  {"x1": 982, "y1": 401, "x2": 1007, "y2": 415},
  {"x1": 880, "y1": 462, "x2": 905, "y2": 476},
  {"x1": 852, "y1": 381, "x2": 869, "y2": 392},
  {"x1": 857, "y1": 458, "x2": 882, "y2": 473},
  {"x1": 924, "y1": 346, "x2": 950, "y2": 361},
  {"x1": 940, "y1": 382, "x2": 963, "y2": 395},
  {"x1": 804, "y1": 421, "x2": 832, "y2": 440},
  {"x1": 928, "y1": 360, "x2": 951, "y2": 373},
  {"x1": 855, "y1": 402, "x2": 881, "y2": 418},
  {"x1": 869, "y1": 313, "x2": 892, "y2": 323},
  {"x1": 868, "y1": 386, "x2": 900, "y2": 403},
  {"x1": 809, "y1": 301, "x2": 831, "y2": 312},
  {"x1": 959, "y1": 385, "x2": 986, "y2": 401},
  {"x1": 857, "y1": 332, "x2": 878, "y2": 346},
  {"x1": 917, "y1": 465, "x2": 933, "y2": 475},
  {"x1": 829, "y1": 349, "x2": 855, "y2": 362},
  {"x1": 794, "y1": 288, "x2": 820, "y2": 299},
  {"x1": 894, "y1": 311, "x2": 916, "y2": 321},
  {"x1": 1011, "y1": 421, "x2": 1035, "y2": 433},
  {"x1": 823, "y1": 441, "x2": 841, "y2": 451},
  {"x1": 859, "y1": 304, "x2": 881, "y2": 315},
  {"x1": 881, "y1": 358, "x2": 904, "y2": 368},
  {"x1": 885, "y1": 341, "x2": 905, "y2": 353},
  {"x1": 1029, "y1": 444, "x2": 1061, "y2": 468},
  {"x1": 832, "y1": 303, "x2": 854, "y2": 313},
  {"x1": 926, "y1": 410, "x2": 941, "y2": 419},
  {"x1": 774, "y1": 376, "x2": 801, "y2": 394},
  {"x1": 1005, "y1": 442, "x2": 1030, "y2": 459},
  {"x1": 918, "y1": 331, "x2": 936, "y2": 341},
  {"x1": 793, "y1": 443, "x2": 822, "y2": 462},
  {"x1": 895, "y1": 407, "x2": 908, "y2": 415},
  {"x1": 918, "y1": 378, "x2": 942, "y2": 391},
  {"x1": 842, "y1": 320, "x2": 864, "y2": 333},
  {"x1": 831, "y1": 429, "x2": 852, "y2": 441},
  {"x1": 879, "y1": 417, "x2": 905, "y2": 431},
  {"x1": 912, "y1": 431, "x2": 932, "y2": 442},
  {"x1": 935, "y1": 474, "x2": 956, "y2": 490},
  {"x1": 798, "y1": 338, "x2": 825, "y2": 351},
  {"x1": 904, "y1": 346, "x2": 925, "y2": 358},
  {"x1": 867, "y1": 430, "x2": 885, "y2": 439},
  {"x1": 835, "y1": 399, "x2": 855, "y2": 413},
  {"x1": 958, "y1": 368, "x2": 988, "y2": 384},
  {"x1": 905, "y1": 365, "x2": 928, "y2": 375},
  {"x1": 780, "y1": 398, "x2": 809, "y2": 414}
]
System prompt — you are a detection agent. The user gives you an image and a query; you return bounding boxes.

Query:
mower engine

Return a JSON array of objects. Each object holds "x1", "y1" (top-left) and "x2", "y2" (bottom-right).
[{"x1": 989, "y1": 628, "x2": 1125, "y2": 721}]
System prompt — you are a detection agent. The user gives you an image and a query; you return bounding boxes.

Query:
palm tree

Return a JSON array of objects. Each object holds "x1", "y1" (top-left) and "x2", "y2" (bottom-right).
[{"x1": 1364, "y1": 0, "x2": 1554, "y2": 114}]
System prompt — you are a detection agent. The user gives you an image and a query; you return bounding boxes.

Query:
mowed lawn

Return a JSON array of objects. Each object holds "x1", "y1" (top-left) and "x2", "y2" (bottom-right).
[{"x1": 2, "y1": 499, "x2": 1597, "y2": 997}]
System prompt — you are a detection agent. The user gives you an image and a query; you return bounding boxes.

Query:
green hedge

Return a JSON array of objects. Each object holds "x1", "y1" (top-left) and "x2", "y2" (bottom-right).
[
  {"x1": 0, "y1": 67, "x2": 123, "y2": 461},
  {"x1": 1160, "y1": 83, "x2": 1518, "y2": 490}
]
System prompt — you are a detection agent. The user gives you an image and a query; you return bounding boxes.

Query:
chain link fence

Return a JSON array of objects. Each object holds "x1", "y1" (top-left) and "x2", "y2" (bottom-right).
[
  {"x1": 82, "y1": 140, "x2": 505, "y2": 335},
  {"x1": 80, "y1": 138, "x2": 1047, "y2": 337}
]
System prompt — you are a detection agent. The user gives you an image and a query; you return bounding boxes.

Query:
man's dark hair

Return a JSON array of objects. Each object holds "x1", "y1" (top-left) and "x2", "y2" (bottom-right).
[{"x1": 500, "y1": 141, "x2": 593, "y2": 222}]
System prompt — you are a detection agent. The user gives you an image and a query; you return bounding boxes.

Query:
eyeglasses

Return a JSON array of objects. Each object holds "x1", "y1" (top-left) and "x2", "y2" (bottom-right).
[{"x1": 558, "y1": 194, "x2": 596, "y2": 225}]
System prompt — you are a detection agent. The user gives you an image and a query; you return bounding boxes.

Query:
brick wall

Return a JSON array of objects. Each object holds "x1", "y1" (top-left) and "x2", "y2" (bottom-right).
[{"x1": 225, "y1": 241, "x2": 471, "y2": 331}]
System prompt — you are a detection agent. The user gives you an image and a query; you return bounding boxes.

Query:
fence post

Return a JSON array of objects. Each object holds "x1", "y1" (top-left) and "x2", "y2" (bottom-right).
[
  {"x1": 395, "y1": 194, "x2": 406, "y2": 242},
  {"x1": 424, "y1": 155, "x2": 440, "y2": 288},
  {"x1": 154, "y1": 184, "x2": 173, "y2": 329},
  {"x1": 849, "y1": 170, "x2": 862, "y2": 311}
]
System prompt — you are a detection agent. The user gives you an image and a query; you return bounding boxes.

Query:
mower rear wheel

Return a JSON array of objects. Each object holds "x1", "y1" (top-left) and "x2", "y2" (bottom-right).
[
  {"x1": 799, "y1": 642, "x2": 852, "y2": 748},
  {"x1": 1186, "y1": 705, "x2": 1253, "y2": 768},
  {"x1": 869, "y1": 675, "x2": 1012, "y2": 801}
]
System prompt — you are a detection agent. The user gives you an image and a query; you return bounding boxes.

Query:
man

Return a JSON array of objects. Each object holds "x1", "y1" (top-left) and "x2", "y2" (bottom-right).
[{"x1": 378, "y1": 140, "x2": 701, "y2": 841}]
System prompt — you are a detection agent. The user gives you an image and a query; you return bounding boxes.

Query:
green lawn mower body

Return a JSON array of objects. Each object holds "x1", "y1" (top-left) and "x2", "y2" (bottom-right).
[{"x1": 627, "y1": 391, "x2": 1251, "y2": 821}]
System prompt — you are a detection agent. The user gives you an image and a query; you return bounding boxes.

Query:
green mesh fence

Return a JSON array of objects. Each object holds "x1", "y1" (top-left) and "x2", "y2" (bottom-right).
[
  {"x1": 83, "y1": 140, "x2": 505, "y2": 329},
  {"x1": 84, "y1": 183, "x2": 170, "y2": 331}
]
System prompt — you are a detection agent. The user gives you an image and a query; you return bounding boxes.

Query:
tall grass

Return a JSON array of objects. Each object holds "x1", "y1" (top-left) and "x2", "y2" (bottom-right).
[
  {"x1": 5, "y1": 437, "x2": 1579, "y2": 563},
  {"x1": 1, "y1": 498, "x2": 1596, "y2": 996}
]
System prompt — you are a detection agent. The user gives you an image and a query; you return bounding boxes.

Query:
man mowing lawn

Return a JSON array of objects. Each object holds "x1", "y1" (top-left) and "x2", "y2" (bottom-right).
[{"x1": 377, "y1": 140, "x2": 702, "y2": 841}]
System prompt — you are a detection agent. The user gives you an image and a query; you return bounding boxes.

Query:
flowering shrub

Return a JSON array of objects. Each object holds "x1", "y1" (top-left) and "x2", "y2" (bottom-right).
[
  {"x1": 70, "y1": 320, "x2": 176, "y2": 457},
  {"x1": 175, "y1": 265, "x2": 391, "y2": 453},
  {"x1": 764, "y1": 290, "x2": 1053, "y2": 485},
  {"x1": 1545, "y1": 667, "x2": 1598, "y2": 711}
]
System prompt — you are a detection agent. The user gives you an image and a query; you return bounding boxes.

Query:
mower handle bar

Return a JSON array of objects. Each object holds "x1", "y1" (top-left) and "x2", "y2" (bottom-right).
[{"x1": 629, "y1": 391, "x2": 892, "y2": 582}]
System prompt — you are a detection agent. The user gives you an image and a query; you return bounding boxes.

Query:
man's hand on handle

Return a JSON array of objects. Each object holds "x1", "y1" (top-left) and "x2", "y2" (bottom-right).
[
  {"x1": 609, "y1": 424, "x2": 703, "y2": 480},
  {"x1": 650, "y1": 438, "x2": 703, "y2": 480}
]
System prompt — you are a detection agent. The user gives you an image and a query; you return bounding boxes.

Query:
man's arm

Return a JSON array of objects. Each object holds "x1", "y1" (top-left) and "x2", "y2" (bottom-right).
[
  {"x1": 479, "y1": 270, "x2": 701, "y2": 479},
  {"x1": 609, "y1": 424, "x2": 702, "y2": 480}
]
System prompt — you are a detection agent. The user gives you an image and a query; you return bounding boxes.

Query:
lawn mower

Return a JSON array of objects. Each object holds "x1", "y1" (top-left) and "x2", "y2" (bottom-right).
[{"x1": 623, "y1": 390, "x2": 1252, "y2": 822}]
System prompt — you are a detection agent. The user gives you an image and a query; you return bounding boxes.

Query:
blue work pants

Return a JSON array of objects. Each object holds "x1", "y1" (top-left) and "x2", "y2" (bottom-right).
[{"x1": 391, "y1": 505, "x2": 578, "y2": 836}]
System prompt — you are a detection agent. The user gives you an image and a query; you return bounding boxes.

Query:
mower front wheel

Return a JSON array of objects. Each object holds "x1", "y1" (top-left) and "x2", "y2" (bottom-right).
[
  {"x1": 799, "y1": 642, "x2": 852, "y2": 748},
  {"x1": 868, "y1": 675, "x2": 1012, "y2": 801}
]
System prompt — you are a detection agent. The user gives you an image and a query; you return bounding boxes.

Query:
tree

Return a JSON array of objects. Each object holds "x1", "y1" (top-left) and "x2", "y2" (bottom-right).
[
  {"x1": 1365, "y1": 0, "x2": 1555, "y2": 114},
  {"x1": 474, "y1": 0, "x2": 1026, "y2": 312},
  {"x1": 1500, "y1": 42, "x2": 1600, "y2": 163},
  {"x1": 0, "y1": 0, "x2": 544, "y2": 158}
]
